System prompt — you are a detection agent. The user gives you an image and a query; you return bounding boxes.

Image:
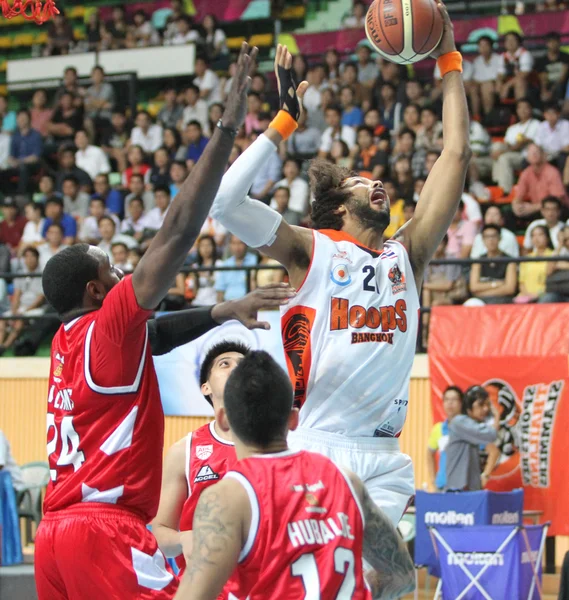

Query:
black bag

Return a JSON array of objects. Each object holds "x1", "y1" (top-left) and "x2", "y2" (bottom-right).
[{"x1": 546, "y1": 270, "x2": 569, "y2": 295}]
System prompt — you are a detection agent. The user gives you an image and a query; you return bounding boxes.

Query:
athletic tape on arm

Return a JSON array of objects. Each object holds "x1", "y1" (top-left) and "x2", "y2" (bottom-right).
[{"x1": 210, "y1": 134, "x2": 283, "y2": 248}]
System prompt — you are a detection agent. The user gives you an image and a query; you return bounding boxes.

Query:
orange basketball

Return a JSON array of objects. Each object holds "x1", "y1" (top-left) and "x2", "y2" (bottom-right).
[{"x1": 365, "y1": 0, "x2": 444, "y2": 65}]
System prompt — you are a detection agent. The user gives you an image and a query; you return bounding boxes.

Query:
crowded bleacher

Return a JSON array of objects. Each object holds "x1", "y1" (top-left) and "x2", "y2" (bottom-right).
[{"x1": 0, "y1": 0, "x2": 568, "y2": 356}]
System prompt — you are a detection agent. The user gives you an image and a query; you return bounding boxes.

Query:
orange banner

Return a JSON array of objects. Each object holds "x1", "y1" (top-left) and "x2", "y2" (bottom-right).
[{"x1": 429, "y1": 304, "x2": 569, "y2": 536}]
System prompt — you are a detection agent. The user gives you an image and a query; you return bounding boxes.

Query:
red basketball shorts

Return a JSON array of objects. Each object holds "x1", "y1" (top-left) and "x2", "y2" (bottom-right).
[{"x1": 35, "y1": 503, "x2": 179, "y2": 600}]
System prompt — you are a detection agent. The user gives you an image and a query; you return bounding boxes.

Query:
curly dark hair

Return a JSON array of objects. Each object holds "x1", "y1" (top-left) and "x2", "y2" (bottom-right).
[{"x1": 308, "y1": 159, "x2": 353, "y2": 230}]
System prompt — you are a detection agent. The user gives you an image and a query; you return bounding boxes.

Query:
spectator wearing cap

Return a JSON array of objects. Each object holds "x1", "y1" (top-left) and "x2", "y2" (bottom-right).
[
  {"x1": 92, "y1": 173, "x2": 124, "y2": 217},
  {"x1": 130, "y1": 111, "x2": 163, "y2": 155},
  {"x1": 536, "y1": 32, "x2": 569, "y2": 103},
  {"x1": 471, "y1": 204, "x2": 519, "y2": 259},
  {"x1": 491, "y1": 98, "x2": 540, "y2": 193},
  {"x1": 181, "y1": 85, "x2": 209, "y2": 132},
  {"x1": 157, "y1": 88, "x2": 184, "y2": 131},
  {"x1": 62, "y1": 175, "x2": 90, "y2": 220},
  {"x1": 534, "y1": 102, "x2": 569, "y2": 167},
  {"x1": 513, "y1": 144, "x2": 568, "y2": 220},
  {"x1": 524, "y1": 196, "x2": 565, "y2": 251},
  {"x1": 41, "y1": 197, "x2": 77, "y2": 245},
  {"x1": 272, "y1": 158, "x2": 310, "y2": 216},
  {"x1": 193, "y1": 57, "x2": 222, "y2": 106},
  {"x1": 74, "y1": 130, "x2": 111, "y2": 181},
  {"x1": 184, "y1": 122, "x2": 209, "y2": 170},
  {"x1": 470, "y1": 36, "x2": 502, "y2": 119},
  {"x1": 5, "y1": 109, "x2": 42, "y2": 198},
  {"x1": 498, "y1": 32, "x2": 534, "y2": 101},
  {"x1": 340, "y1": 86, "x2": 364, "y2": 128},
  {"x1": 54, "y1": 145, "x2": 92, "y2": 194},
  {"x1": 318, "y1": 105, "x2": 357, "y2": 159},
  {"x1": 0, "y1": 197, "x2": 26, "y2": 253}
]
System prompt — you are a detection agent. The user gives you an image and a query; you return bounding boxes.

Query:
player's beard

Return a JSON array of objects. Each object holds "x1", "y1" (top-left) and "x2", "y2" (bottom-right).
[{"x1": 348, "y1": 198, "x2": 390, "y2": 233}]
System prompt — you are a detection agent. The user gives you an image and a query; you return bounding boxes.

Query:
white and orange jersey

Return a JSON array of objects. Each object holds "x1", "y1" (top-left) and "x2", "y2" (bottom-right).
[{"x1": 280, "y1": 229, "x2": 420, "y2": 438}]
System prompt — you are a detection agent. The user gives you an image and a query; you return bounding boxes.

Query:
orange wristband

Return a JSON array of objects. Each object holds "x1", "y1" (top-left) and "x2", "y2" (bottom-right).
[
  {"x1": 437, "y1": 51, "x2": 463, "y2": 77},
  {"x1": 269, "y1": 110, "x2": 298, "y2": 140}
]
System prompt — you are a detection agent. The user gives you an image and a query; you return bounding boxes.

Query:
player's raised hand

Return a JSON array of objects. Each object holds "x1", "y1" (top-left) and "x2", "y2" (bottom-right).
[
  {"x1": 222, "y1": 42, "x2": 259, "y2": 130},
  {"x1": 274, "y1": 44, "x2": 309, "y2": 122},
  {"x1": 430, "y1": 2, "x2": 457, "y2": 58},
  {"x1": 214, "y1": 283, "x2": 296, "y2": 330}
]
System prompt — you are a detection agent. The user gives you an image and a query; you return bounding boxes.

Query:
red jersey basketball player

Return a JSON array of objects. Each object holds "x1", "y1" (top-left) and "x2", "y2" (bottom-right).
[
  {"x1": 152, "y1": 341, "x2": 249, "y2": 576},
  {"x1": 174, "y1": 351, "x2": 414, "y2": 600},
  {"x1": 33, "y1": 44, "x2": 265, "y2": 600},
  {"x1": 209, "y1": 4, "x2": 469, "y2": 526}
]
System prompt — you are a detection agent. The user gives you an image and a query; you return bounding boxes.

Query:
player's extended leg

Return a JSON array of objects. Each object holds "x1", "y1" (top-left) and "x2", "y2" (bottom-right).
[{"x1": 37, "y1": 505, "x2": 178, "y2": 600}]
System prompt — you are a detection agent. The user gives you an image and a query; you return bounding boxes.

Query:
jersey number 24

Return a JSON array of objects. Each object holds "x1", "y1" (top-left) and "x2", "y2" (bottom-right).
[{"x1": 47, "y1": 414, "x2": 85, "y2": 481}]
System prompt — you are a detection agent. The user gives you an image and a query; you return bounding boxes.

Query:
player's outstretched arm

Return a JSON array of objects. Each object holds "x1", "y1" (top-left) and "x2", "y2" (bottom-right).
[
  {"x1": 347, "y1": 470, "x2": 415, "y2": 599},
  {"x1": 174, "y1": 479, "x2": 248, "y2": 600},
  {"x1": 210, "y1": 44, "x2": 313, "y2": 288},
  {"x1": 397, "y1": 3, "x2": 471, "y2": 289},
  {"x1": 131, "y1": 43, "x2": 257, "y2": 310}
]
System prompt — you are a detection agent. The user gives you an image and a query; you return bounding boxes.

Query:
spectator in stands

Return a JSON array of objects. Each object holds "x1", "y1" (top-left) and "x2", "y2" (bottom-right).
[
  {"x1": 92, "y1": 173, "x2": 123, "y2": 217},
  {"x1": 352, "y1": 125, "x2": 388, "y2": 181},
  {"x1": 0, "y1": 117, "x2": 9, "y2": 169},
  {"x1": 471, "y1": 204, "x2": 519, "y2": 258},
  {"x1": 53, "y1": 66, "x2": 83, "y2": 108},
  {"x1": 149, "y1": 147, "x2": 171, "y2": 190},
  {"x1": 184, "y1": 121, "x2": 209, "y2": 170},
  {"x1": 469, "y1": 224, "x2": 517, "y2": 305},
  {"x1": 42, "y1": 198, "x2": 76, "y2": 246},
  {"x1": 111, "y1": 242, "x2": 133, "y2": 273},
  {"x1": 536, "y1": 32, "x2": 569, "y2": 103},
  {"x1": 121, "y1": 197, "x2": 146, "y2": 239},
  {"x1": 392, "y1": 128, "x2": 421, "y2": 178},
  {"x1": 427, "y1": 386, "x2": 464, "y2": 492},
  {"x1": 132, "y1": 10, "x2": 159, "y2": 47},
  {"x1": 286, "y1": 112, "x2": 321, "y2": 162},
  {"x1": 167, "y1": 15, "x2": 200, "y2": 47},
  {"x1": 542, "y1": 228, "x2": 569, "y2": 302},
  {"x1": 468, "y1": 119, "x2": 492, "y2": 198},
  {"x1": 356, "y1": 42, "x2": 379, "y2": 86},
  {"x1": 106, "y1": 6, "x2": 128, "y2": 48},
  {"x1": 163, "y1": 127, "x2": 186, "y2": 162},
  {"x1": 471, "y1": 36, "x2": 502, "y2": 119},
  {"x1": 48, "y1": 92, "x2": 84, "y2": 150},
  {"x1": 516, "y1": 225, "x2": 554, "y2": 302},
  {"x1": 130, "y1": 111, "x2": 163, "y2": 155},
  {"x1": 202, "y1": 14, "x2": 228, "y2": 64},
  {"x1": 5, "y1": 109, "x2": 42, "y2": 198},
  {"x1": 37, "y1": 174, "x2": 61, "y2": 205},
  {"x1": 157, "y1": 88, "x2": 183, "y2": 131},
  {"x1": 78, "y1": 197, "x2": 119, "y2": 245},
  {"x1": 400, "y1": 103, "x2": 422, "y2": 136},
  {"x1": 491, "y1": 98, "x2": 540, "y2": 193},
  {"x1": 415, "y1": 106, "x2": 443, "y2": 158},
  {"x1": 19, "y1": 202, "x2": 45, "y2": 253},
  {"x1": 62, "y1": 175, "x2": 90, "y2": 220},
  {"x1": 302, "y1": 64, "x2": 327, "y2": 123},
  {"x1": 29, "y1": 89, "x2": 53, "y2": 138},
  {"x1": 0, "y1": 241, "x2": 9, "y2": 312},
  {"x1": 340, "y1": 62, "x2": 367, "y2": 108},
  {"x1": 405, "y1": 79, "x2": 428, "y2": 108},
  {"x1": 0, "y1": 96, "x2": 16, "y2": 134},
  {"x1": 139, "y1": 185, "x2": 171, "y2": 236},
  {"x1": 447, "y1": 200, "x2": 477, "y2": 259},
  {"x1": 85, "y1": 10, "x2": 102, "y2": 51},
  {"x1": 340, "y1": 86, "x2": 364, "y2": 128},
  {"x1": 524, "y1": 196, "x2": 565, "y2": 251},
  {"x1": 181, "y1": 84, "x2": 209, "y2": 132},
  {"x1": 97, "y1": 215, "x2": 137, "y2": 259},
  {"x1": 207, "y1": 103, "x2": 225, "y2": 138},
  {"x1": 373, "y1": 61, "x2": 407, "y2": 107},
  {"x1": 249, "y1": 132, "x2": 282, "y2": 203},
  {"x1": 270, "y1": 187, "x2": 302, "y2": 227},
  {"x1": 122, "y1": 144, "x2": 151, "y2": 187},
  {"x1": 292, "y1": 54, "x2": 308, "y2": 84},
  {"x1": 101, "y1": 110, "x2": 130, "y2": 173},
  {"x1": 55, "y1": 145, "x2": 92, "y2": 194},
  {"x1": 513, "y1": 144, "x2": 567, "y2": 219},
  {"x1": 0, "y1": 430, "x2": 24, "y2": 492},
  {"x1": 498, "y1": 32, "x2": 534, "y2": 101},
  {"x1": 445, "y1": 386, "x2": 499, "y2": 492},
  {"x1": 377, "y1": 82, "x2": 402, "y2": 132},
  {"x1": 163, "y1": 0, "x2": 185, "y2": 43},
  {"x1": 343, "y1": 0, "x2": 366, "y2": 28},
  {"x1": 169, "y1": 160, "x2": 188, "y2": 199},
  {"x1": 44, "y1": 11, "x2": 75, "y2": 56},
  {"x1": 318, "y1": 105, "x2": 357, "y2": 158},
  {"x1": 74, "y1": 130, "x2": 111, "y2": 181},
  {"x1": 124, "y1": 172, "x2": 154, "y2": 212},
  {"x1": 84, "y1": 66, "x2": 115, "y2": 137},
  {"x1": 194, "y1": 57, "x2": 222, "y2": 105},
  {"x1": 39, "y1": 222, "x2": 67, "y2": 269},
  {"x1": 323, "y1": 50, "x2": 341, "y2": 88},
  {"x1": 272, "y1": 158, "x2": 310, "y2": 216},
  {"x1": 215, "y1": 235, "x2": 257, "y2": 302},
  {"x1": 0, "y1": 246, "x2": 45, "y2": 354},
  {"x1": 329, "y1": 140, "x2": 351, "y2": 168},
  {"x1": 0, "y1": 197, "x2": 26, "y2": 254},
  {"x1": 245, "y1": 92, "x2": 263, "y2": 136},
  {"x1": 534, "y1": 102, "x2": 569, "y2": 166},
  {"x1": 185, "y1": 235, "x2": 221, "y2": 306}
]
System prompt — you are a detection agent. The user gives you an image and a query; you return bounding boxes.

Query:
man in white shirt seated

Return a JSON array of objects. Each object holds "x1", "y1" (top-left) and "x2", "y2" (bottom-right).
[
  {"x1": 74, "y1": 130, "x2": 110, "y2": 180},
  {"x1": 97, "y1": 215, "x2": 138, "y2": 259},
  {"x1": 524, "y1": 196, "x2": 565, "y2": 250},
  {"x1": 121, "y1": 197, "x2": 147, "y2": 239},
  {"x1": 165, "y1": 15, "x2": 200, "y2": 46},
  {"x1": 194, "y1": 56, "x2": 221, "y2": 105},
  {"x1": 139, "y1": 184, "x2": 171, "y2": 238},
  {"x1": 38, "y1": 223, "x2": 68, "y2": 270},
  {"x1": 318, "y1": 105, "x2": 357, "y2": 158},
  {"x1": 129, "y1": 110, "x2": 163, "y2": 154},
  {"x1": 111, "y1": 242, "x2": 134, "y2": 274},
  {"x1": 78, "y1": 197, "x2": 120, "y2": 244},
  {"x1": 491, "y1": 98, "x2": 540, "y2": 192},
  {"x1": 533, "y1": 102, "x2": 569, "y2": 165},
  {"x1": 180, "y1": 84, "x2": 209, "y2": 132},
  {"x1": 470, "y1": 35, "x2": 502, "y2": 119},
  {"x1": 471, "y1": 204, "x2": 520, "y2": 258},
  {"x1": 498, "y1": 32, "x2": 534, "y2": 102},
  {"x1": 271, "y1": 158, "x2": 310, "y2": 216}
]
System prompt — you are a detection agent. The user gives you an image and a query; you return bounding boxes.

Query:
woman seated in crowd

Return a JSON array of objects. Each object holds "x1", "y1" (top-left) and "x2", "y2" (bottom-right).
[{"x1": 515, "y1": 225, "x2": 554, "y2": 303}]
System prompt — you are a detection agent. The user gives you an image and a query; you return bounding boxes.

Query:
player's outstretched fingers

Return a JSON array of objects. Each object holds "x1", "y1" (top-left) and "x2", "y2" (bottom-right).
[
  {"x1": 246, "y1": 319, "x2": 271, "y2": 331},
  {"x1": 296, "y1": 81, "x2": 309, "y2": 99},
  {"x1": 249, "y1": 46, "x2": 259, "y2": 77}
]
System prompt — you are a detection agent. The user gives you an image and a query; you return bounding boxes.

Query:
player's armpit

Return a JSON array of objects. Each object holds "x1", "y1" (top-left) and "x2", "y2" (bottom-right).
[{"x1": 175, "y1": 480, "x2": 247, "y2": 600}]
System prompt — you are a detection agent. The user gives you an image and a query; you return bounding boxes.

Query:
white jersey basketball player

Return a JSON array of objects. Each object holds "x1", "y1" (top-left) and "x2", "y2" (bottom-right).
[{"x1": 210, "y1": 9, "x2": 469, "y2": 525}]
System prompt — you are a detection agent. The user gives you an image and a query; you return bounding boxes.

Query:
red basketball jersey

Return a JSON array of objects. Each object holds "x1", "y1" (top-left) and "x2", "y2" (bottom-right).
[
  {"x1": 224, "y1": 450, "x2": 371, "y2": 600},
  {"x1": 43, "y1": 276, "x2": 164, "y2": 523},
  {"x1": 176, "y1": 421, "x2": 236, "y2": 572}
]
